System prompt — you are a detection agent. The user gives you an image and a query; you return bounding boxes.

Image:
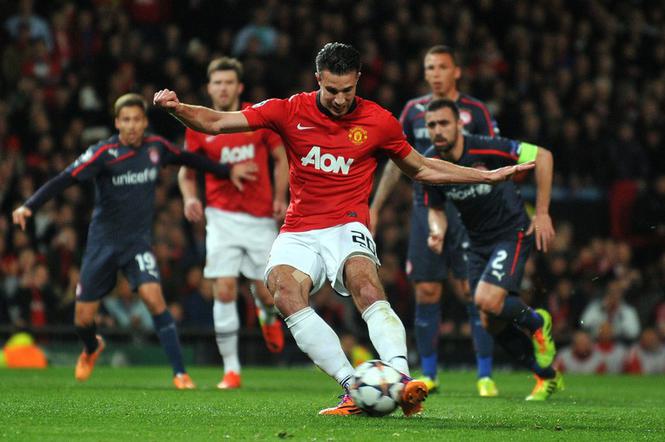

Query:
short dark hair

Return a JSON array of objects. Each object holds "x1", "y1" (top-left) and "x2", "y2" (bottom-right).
[
  {"x1": 207, "y1": 56, "x2": 244, "y2": 81},
  {"x1": 114, "y1": 93, "x2": 147, "y2": 117},
  {"x1": 426, "y1": 99, "x2": 460, "y2": 120},
  {"x1": 425, "y1": 45, "x2": 457, "y2": 65},
  {"x1": 315, "y1": 42, "x2": 361, "y2": 75}
]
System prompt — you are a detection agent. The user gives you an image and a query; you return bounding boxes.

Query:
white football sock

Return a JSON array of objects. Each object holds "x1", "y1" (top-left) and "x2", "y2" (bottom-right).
[
  {"x1": 213, "y1": 300, "x2": 241, "y2": 374},
  {"x1": 362, "y1": 300, "x2": 410, "y2": 376},
  {"x1": 285, "y1": 307, "x2": 354, "y2": 389}
]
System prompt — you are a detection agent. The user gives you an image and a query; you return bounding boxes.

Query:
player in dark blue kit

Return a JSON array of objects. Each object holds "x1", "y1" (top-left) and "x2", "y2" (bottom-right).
[
  {"x1": 12, "y1": 94, "x2": 256, "y2": 388},
  {"x1": 371, "y1": 46, "x2": 499, "y2": 396},
  {"x1": 422, "y1": 99, "x2": 563, "y2": 401}
]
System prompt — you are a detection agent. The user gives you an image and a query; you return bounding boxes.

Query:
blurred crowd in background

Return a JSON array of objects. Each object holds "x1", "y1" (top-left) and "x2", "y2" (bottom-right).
[{"x1": 0, "y1": 0, "x2": 664, "y2": 373}]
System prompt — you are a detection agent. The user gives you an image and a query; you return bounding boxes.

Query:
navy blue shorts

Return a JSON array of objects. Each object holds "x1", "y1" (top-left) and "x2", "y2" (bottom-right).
[
  {"x1": 406, "y1": 202, "x2": 469, "y2": 282},
  {"x1": 77, "y1": 239, "x2": 160, "y2": 302},
  {"x1": 468, "y1": 231, "x2": 533, "y2": 296}
]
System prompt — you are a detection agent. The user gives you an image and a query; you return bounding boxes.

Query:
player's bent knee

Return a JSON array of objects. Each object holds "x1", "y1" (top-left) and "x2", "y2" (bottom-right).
[
  {"x1": 268, "y1": 267, "x2": 309, "y2": 317},
  {"x1": 214, "y1": 278, "x2": 238, "y2": 303},
  {"x1": 414, "y1": 281, "x2": 442, "y2": 304},
  {"x1": 74, "y1": 302, "x2": 98, "y2": 327},
  {"x1": 475, "y1": 292, "x2": 502, "y2": 315}
]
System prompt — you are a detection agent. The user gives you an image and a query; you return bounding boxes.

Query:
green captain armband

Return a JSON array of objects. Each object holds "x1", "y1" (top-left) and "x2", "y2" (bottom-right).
[{"x1": 517, "y1": 142, "x2": 538, "y2": 164}]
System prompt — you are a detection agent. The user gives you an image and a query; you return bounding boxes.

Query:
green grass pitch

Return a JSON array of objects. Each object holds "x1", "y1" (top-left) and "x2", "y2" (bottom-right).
[{"x1": 1, "y1": 367, "x2": 664, "y2": 441}]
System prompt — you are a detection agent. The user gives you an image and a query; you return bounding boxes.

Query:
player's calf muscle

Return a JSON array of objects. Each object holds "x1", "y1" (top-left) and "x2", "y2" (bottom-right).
[{"x1": 345, "y1": 260, "x2": 386, "y2": 310}]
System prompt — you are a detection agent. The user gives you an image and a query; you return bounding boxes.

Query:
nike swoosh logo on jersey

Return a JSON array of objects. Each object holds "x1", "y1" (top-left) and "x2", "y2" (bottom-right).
[
  {"x1": 205, "y1": 135, "x2": 217, "y2": 142},
  {"x1": 297, "y1": 123, "x2": 315, "y2": 130}
]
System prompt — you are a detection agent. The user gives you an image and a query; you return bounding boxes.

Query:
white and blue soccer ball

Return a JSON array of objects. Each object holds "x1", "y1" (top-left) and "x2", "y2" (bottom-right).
[{"x1": 349, "y1": 360, "x2": 404, "y2": 417}]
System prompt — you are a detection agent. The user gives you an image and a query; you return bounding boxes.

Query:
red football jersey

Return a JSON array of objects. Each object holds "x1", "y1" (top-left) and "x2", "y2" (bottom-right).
[
  {"x1": 242, "y1": 92, "x2": 413, "y2": 232},
  {"x1": 185, "y1": 102, "x2": 282, "y2": 218}
]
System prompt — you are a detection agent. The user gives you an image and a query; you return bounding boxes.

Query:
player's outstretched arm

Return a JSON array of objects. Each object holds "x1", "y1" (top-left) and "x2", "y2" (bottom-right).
[
  {"x1": 369, "y1": 161, "x2": 402, "y2": 235},
  {"x1": 393, "y1": 150, "x2": 535, "y2": 185},
  {"x1": 12, "y1": 171, "x2": 77, "y2": 230},
  {"x1": 525, "y1": 147, "x2": 555, "y2": 252},
  {"x1": 153, "y1": 89, "x2": 251, "y2": 134},
  {"x1": 427, "y1": 207, "x2": 448, "y2": 255}
]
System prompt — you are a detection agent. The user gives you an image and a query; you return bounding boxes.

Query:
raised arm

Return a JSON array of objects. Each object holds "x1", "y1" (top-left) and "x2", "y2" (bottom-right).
[
  {"x1": 369, "y1": 161, "x2": 402, "y2": 235},
  {"x1": 393, "y1": 149, "x2": 535, "y2": 185},
  {"x1": 525, "y1": 147, "x2": 555, "y2": 252},
  {"x1": 153, "y1": 89, "x2": 251, "y2": 134}
]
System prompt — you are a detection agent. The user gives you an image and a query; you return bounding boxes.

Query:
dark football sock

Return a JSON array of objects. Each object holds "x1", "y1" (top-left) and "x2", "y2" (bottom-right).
[
  {"x1": 76, "y1": 325, "x2": 99, "y2": 354},
  {"x1": 414, "y1": 302, "x2": 440, "y2": 379},
  {"x1": 497, "y1": 297, "x2": 543, "y2": 333},
  {"x1": 152, "y1": 310, "x2": 186, "y2": 375},
  {"x1": 466, "y1": 302, "x2": 494, "y2": 378}
]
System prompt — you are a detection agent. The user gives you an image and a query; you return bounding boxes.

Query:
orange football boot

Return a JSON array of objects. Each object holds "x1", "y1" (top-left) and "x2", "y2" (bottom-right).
[
  {"x1": 261, "y1": 320, "x2": 285, "y2": 353},
  {"x1": 75, "y1": 336, "x2": 105, "y2": 382},
  {"x1": 217, "y1": 371, "x2": 241, "y2": 389},
  {"x1": 173, "y1": 373, "x2": 196, "y2": 389},
  {"x1": 318, "y1": 394, "x2": 363, "y2": 416},
  {"x1": 400, "y1": 378, "x2": 428, "y2": 416}
]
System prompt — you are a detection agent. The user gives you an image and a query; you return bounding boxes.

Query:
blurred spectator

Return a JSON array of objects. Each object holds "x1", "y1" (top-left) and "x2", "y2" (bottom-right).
[
  {"x1": 634, "y1": 175, "x2": 665, "y2": 241},
  {"x1": 555, "y1": 331, "x2": 605, "y2": 374},
  {"x1": 595, "y1": 323, "x2": 626, "y2": 374},
  {"x1": 102, "y1": 277, "x2": 153, "y2": 332},
  {"x1": 232, "y1": 9, "x2": 278, "y2": 57},
  {"x1": 580, "y1": 279, "x2": 641, "y2": 341},
  {"x1": 4, "y1": 0, "x2": 53, "y2": 52},
  {"x1": 13, "y1": 262, "x2": 58, "y2": 328},
  {"x1": 624, "y1": 329, "x2": 665, "y2": 374},
  {"x1": 547, "y1": 277, "x2": 586, "y2": 341}
]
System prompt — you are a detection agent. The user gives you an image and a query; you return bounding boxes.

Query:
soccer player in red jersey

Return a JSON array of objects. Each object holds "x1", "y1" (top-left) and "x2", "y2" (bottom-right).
[
  {"x1": 154, "y1": 43, "x2": 533, "y2": 416},
  {"x1": 178, "y1": 57, "x2": 288, "y2": 390}
]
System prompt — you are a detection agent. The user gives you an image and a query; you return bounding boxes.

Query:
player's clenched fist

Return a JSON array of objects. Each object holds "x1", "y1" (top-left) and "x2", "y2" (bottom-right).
[{"x1": 153, "y1": 89, "x2": 180, "y2": 111}]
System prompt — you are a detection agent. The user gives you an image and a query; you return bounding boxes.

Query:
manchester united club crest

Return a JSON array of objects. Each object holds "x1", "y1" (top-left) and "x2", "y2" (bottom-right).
[
  {"x1": 149, "y1": 147, "x2": 160, "y2": 164},
  {"x1": 348, "y1": 126, "x2": 368, "y2": 145}
]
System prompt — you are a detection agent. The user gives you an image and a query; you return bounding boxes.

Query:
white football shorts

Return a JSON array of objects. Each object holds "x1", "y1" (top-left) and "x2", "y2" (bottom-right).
[
  {"x1": 264, "y1": 222, "x2": 380, "y2": 296},
  {"x1": 204, "y1": 207, "x2": 277, "y2": 280}
]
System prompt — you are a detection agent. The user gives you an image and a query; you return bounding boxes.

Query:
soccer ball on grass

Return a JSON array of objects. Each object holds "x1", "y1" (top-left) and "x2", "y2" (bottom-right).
[{"x1": 349, "y1": 360, "x2": 404, "y2": 416}]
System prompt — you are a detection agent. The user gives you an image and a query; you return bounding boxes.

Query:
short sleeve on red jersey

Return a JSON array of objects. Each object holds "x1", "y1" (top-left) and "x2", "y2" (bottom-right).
[
  {"x1": 380, "y1": 114, "x2": 413, "y2": 159},
  {"x1": 184, "y1": 128, "x2": 203, "y2": 153},
  {"x1": 263, "y1": 129, "x2": 283, "y2": 151},
  {"x1": 241, "y1": 98, "x2": 288, "y2": 132}
]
